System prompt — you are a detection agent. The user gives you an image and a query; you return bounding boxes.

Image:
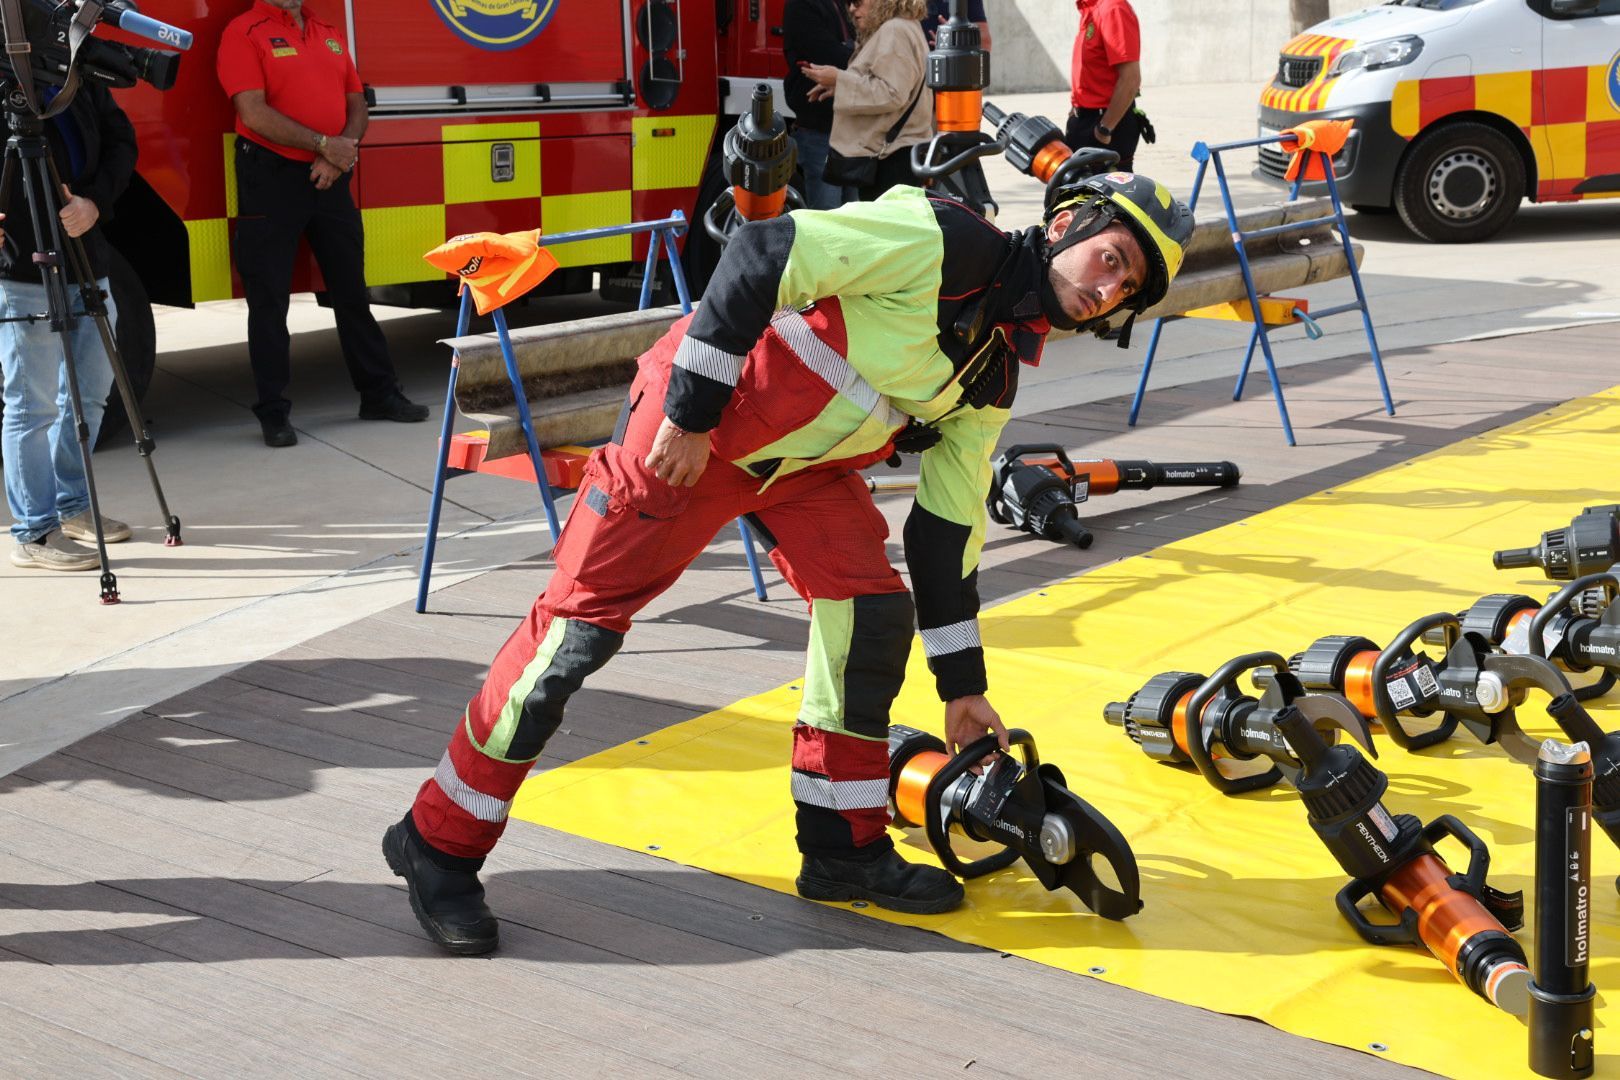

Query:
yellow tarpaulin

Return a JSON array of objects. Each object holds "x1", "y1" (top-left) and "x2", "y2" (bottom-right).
[{"x1": 512, "y1": 388, "x2": 1620, "y2": 1079}]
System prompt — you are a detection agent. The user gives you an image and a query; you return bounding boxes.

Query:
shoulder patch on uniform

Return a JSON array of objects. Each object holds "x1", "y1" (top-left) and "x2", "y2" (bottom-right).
[{"x1": 325, "y1": 37, "x2": 343, "y2": 54}]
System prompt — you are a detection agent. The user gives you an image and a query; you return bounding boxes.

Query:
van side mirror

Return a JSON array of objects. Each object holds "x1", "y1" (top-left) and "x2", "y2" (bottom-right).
[{"x1": 1550, "y1": 0, "x2": 1601, "y2": 13}]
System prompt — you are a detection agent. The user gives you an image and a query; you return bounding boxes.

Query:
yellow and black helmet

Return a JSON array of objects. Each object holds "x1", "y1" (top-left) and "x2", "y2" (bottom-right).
[{"x1": 1042, "y1": 152, "x2": 1195, "y2": 328}]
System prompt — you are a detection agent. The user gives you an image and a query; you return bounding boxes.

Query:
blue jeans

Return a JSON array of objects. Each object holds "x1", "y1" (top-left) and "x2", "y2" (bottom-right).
[
  {"x1": 0, "y1": 277, "x2": 118, "y2": 543},
  {"x1": 793, "y1": 126, "x2": 854, "y2": 211}
]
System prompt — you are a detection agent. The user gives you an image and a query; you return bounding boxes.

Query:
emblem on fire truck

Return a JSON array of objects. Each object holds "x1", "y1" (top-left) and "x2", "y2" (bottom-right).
[{"x1": 431, "y1": 0, "x2": 558, "y2": 51}]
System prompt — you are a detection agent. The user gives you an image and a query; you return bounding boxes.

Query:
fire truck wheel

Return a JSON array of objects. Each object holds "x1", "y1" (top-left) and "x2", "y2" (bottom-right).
[
  {"x1": 96, "y1": 247, "x2": 157, "y2": 449},
  {"x1": 1393, "y1": 121, "x2": 1525, "y2": 244}
]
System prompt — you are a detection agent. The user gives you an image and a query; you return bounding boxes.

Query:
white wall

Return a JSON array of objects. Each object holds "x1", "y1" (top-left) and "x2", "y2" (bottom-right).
[{"x1": 988, "y1": 0, "x2": 1369, "y2": 92}]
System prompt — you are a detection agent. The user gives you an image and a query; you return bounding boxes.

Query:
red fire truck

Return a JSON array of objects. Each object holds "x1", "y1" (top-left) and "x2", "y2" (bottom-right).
[{"x1": 96, "y1": 0, "x2": 789, "y2": 422}]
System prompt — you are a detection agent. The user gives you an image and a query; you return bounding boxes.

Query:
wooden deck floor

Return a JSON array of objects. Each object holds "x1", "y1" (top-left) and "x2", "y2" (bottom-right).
[{"x1": 3, "y1": 326, "x2": 1617, "y2": 1078}]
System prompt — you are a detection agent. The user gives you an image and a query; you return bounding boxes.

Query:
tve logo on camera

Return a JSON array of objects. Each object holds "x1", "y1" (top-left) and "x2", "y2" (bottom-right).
[{"x1": 431, "y1": 0, "x2": 558, "y2": 51}]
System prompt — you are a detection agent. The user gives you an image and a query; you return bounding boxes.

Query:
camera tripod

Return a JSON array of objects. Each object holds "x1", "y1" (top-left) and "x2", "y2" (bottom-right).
[{"x1": 1, "y1": 92, "x2": 180, "y2": 602}]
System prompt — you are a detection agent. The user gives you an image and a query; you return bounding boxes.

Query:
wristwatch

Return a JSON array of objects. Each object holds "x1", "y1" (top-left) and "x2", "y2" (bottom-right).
[
  {"x1": 314, "y1": 132, "x2": 329, "y2": 153},
  {"x1": 1095, "y1": 121, "x2": 1113, "y2": 138}
]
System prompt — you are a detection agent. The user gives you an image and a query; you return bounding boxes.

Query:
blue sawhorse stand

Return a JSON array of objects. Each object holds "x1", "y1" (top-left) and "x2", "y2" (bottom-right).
[
  {"x1": 416, "y1": 210, "x2": 769, "y2": 612},
  {"x1": 1127, "y1": 134, "x2": 1394, "y2": 446}
]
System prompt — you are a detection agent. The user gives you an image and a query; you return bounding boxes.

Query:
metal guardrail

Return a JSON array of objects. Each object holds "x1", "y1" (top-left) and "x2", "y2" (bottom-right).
[{"x1": 445, "y1": 197, "x2": 1360, "y2": 457}]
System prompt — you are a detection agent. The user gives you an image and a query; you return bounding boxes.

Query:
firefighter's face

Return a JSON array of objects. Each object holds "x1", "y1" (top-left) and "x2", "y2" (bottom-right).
[
  {"x1": 263, "y1": 0, "x2": 302, "y2": 10},
  {"x1": 1043, "y1": 212, "x2": 1146, "y2": 326}
]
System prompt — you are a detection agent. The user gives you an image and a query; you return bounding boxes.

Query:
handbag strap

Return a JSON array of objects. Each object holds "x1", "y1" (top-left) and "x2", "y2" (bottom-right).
[{"x1": 880, "y1": 77, "x2": 925, "y2": 151}]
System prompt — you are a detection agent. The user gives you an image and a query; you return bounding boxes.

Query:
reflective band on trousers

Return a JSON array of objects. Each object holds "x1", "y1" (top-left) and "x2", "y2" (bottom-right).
[
  {"x1": 434, "y1": 750, "x2": 513, "y2": 823},
  {"x1": 921, "y1": 619, "x2": 981, "y2": 658},
  {"x1": 673, "y1": 336, "x2": 745, "y2": 386},
  {"x1": 790, "y1": 771, "x2": 891, "y2": 811}
]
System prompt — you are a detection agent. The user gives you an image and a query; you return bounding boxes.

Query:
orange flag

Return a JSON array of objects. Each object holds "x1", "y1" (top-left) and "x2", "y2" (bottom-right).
[
  {"x1": 1277, "y1": 119, "x2": 1354, "y2": 183},
  {"x1": 423, "y1": 229, "x2": 560, "y2": 315}
]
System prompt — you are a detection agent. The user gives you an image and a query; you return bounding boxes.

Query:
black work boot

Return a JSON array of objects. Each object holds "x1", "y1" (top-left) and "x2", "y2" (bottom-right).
[
  {"x1": 796, "y1": 846, "x2": 965, "y2": 915},
  {"x1": 383, "y1": 813, "x2": 499, "y2": 955}
]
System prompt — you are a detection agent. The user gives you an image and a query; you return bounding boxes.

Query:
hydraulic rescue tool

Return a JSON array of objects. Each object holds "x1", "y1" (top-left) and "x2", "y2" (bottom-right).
[
  {"x1": 1529, "y1": 692, "x2": 1620, "y2": 893},
  {"x1": 1263, "y1": 612, "x2": 1572, "y2": 759},
  {"x1": 887, "y1": 725, "x2": 1143, "y2": 919},
  {"x1": 1527, "y1": 738, "x2": 1597, "y2": 1079},
  {"x1": 979, "y1": 102, "x2": 1121, "y2": 216},
  {"x1": 702, "y1": 84, "x2": 802, "y2": 245},
  {"x1": 1495, "y1": 505, "x2": 1620, "y2": 582},
  {"x1": 985, "y1": 444, "x2": 1240, "y2": 550},
  {"x1": 1105, "y1": 652, "x2": 1377, "y2": 795},
  {"x1": 1275, "y1": 707, "x2": 1532, "y2": 1014},
  {"x1": 1300, "y1": 611, "x2": 1620, "y2": 887},
  {"x1": 907, "y1": 0, "x2": 998, "y2": 217},
  {"x1": 1426, "y1": 574, "x2": 1620, "y2": 702}
]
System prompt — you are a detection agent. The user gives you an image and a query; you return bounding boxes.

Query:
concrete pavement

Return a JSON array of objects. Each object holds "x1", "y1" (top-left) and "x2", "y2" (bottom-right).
[{"x1": 3, "y1": 80, "x2": 1617, "y2": 774}]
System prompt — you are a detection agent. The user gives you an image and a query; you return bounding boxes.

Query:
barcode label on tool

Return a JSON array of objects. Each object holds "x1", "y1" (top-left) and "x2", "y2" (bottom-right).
[
  {"x1": 1387, "y1": 676, "x2": 1416, "y2": 710},
  {"x1": 1368, "y1": 803, "x2": 1400, "y2": 843},
  {"x1": 1413, "y1": 664, "x2": 1439, "y2": 696}
]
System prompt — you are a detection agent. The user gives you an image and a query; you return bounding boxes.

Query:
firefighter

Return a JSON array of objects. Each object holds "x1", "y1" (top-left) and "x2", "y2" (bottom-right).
[
  {"x1": 1066, "y1": 0, "x2": 1145, "y2": 170},
  {"x1": 385, "y1": 174, "x2": 1194, "y2": 955},
  {"x1": 216, "y1": 0, "x2": 429, "y2": 447}
]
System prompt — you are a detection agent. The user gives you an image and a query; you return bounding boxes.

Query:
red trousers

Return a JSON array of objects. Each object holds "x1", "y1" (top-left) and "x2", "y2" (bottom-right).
[{"x1": 411, "y1": 348, "x2": 915, "y2": 863}]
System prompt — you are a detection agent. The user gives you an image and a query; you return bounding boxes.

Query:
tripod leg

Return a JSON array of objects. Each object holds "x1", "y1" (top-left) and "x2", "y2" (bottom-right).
[
  {"x1": 46, "y1": 155, "x2": 182, "y2": 546},
  {"x1": 19, "y1": 152, "x2": 118, "y2": 600}
]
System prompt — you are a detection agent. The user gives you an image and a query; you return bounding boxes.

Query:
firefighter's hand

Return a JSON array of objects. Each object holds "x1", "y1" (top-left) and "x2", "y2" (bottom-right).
[
  {"x1": 320, "y1": 134, "x2": 359, "y2": 171},
  {"x1": 310, "y1": 158, "x2": 342, "y2": 191},
  {"x1": 58, "y1": 185, "x2": 98, "y2": 238},
  {"x1": 945, "y1": 694, "x2": 1008, "y2": 769},
  {"x1": 645, "y1": 416, "x2": 710, "y2": 487}
]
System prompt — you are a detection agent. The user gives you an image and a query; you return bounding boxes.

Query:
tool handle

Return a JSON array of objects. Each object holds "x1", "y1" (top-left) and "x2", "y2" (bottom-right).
[
  {"x1": 923, "y1": 730, "x2": 1034, "y2": 880},
  {"x1": 1495, "y1": 545, "x2": 1538, "y2": 570},
  {"x1": 1372, "y1": 613, "x2": 1461, "y2": 750},
  {"x1": 1184, "y1": 653, "x2": 1291, "y2": 794},
  {"x1": 1109, "y1": 460, "x2": 1241, "y2": 490},
  {"x1": 1529, "y1": 573, "x2": 1620, "y2": 659}
]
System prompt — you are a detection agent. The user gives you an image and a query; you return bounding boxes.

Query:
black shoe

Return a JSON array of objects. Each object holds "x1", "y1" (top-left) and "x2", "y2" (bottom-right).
[
  {"x1": 259, "y1": 415, "x2": 297, "y2": 448},
  {"x1": 359, "y1": 390, "x2": 430, "y2": 423},
  {"x1": 383, "y1": 815, "x2": 499, "y2": 955},
  {"x1": 796, "y1": 847, "x2": 965, "y2": 915}
]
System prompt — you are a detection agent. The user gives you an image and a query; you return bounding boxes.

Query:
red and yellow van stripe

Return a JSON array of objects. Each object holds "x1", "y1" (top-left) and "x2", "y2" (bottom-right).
[
  {"x1": 1259, "y1": 34, "x2": 1354, "y2": 114},
  {"x1": 1391, "y1": 63, "x2": 1620, "y2": 202}
]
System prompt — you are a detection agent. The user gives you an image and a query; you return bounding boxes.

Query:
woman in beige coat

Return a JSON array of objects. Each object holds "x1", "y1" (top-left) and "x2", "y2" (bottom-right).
[{"x1": 802, "y1": 0, "x2": 933, "y2": 202}]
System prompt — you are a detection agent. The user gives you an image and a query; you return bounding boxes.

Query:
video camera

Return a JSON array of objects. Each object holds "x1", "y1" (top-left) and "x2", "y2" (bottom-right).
[{"x1": 0, "y1": 0, "x2": 192, "y2": 114}]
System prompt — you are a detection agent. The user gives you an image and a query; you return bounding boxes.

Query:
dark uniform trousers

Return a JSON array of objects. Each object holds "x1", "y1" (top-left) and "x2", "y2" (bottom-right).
[
  {"x1": 233, "y1": 136, "x2": 398, "y2": 421},
  {"x1": 1064, "y1": 106, "x2": 1142, "y2": 172}
]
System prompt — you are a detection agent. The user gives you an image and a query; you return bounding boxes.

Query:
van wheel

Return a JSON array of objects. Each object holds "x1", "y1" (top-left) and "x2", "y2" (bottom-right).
[
  {"x1": 96, "y1": 248, "x2": 157, "y2": 448},
  {"x1": 1393, "y1": 122, "x2": 1525, "y2": 243}
]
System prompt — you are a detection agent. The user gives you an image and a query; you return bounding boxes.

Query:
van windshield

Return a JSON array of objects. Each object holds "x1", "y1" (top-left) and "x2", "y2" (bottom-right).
[{"x1": 1385, "y1": 0, "x2": 1484, "y2": 8}]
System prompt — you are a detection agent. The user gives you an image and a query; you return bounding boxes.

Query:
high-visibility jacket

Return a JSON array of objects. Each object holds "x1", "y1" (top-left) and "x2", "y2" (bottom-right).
[{"x1": 666, "y1": 185, "x2": 1056, "y2": 701}]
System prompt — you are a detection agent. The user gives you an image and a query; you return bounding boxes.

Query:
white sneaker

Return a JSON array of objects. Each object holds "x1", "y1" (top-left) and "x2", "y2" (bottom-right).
[
  {"x1": 61, "y1": 510, "x2": 131, "y2": 543},
  {"x1": 10, "y1": 531, "x2": 100, "y2": 571}
]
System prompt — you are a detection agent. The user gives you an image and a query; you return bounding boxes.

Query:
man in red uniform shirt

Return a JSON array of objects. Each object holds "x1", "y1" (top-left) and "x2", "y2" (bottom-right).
[
  {"x1": 217, "y1": 0, "x2": 428, "y2": 447},
  {"x1": 1066, "y1": 0, "x2": 1144, "y2": 170}
]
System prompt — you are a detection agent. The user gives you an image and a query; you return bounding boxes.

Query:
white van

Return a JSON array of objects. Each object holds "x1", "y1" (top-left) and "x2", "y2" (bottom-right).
[{"x1": 1255, "y1": 0, "x2": 1620, "y2": 241}]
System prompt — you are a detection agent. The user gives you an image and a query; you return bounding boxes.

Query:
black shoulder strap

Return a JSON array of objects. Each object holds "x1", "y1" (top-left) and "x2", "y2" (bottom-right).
[{"x1": 882, "y1": 75, "x2": 925, "y2": 148}]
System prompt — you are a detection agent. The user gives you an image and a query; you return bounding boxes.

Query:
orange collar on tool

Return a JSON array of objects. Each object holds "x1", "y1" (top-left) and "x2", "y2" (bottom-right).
[{"x1": 422, "y1": 229, "x2": 560, "y2": 315}]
